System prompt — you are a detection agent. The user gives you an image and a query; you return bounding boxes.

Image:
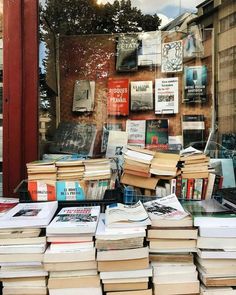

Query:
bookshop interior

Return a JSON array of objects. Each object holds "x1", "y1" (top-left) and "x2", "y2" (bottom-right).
[{"x1": 1, "y1": 0, "x2": 236, "y2": 294}]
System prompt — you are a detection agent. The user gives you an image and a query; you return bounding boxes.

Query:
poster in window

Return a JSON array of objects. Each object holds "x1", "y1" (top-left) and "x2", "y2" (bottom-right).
[
  {"x1": 107, "y1": 78, "x2": 129, "y2": 116},
  {"x1": 130, "y1": 80, "x2": 153, "y2": 111},
  {"x1": 183, "y1": 65, "x2": 207, "y2": 103},
  {"x1": 183, "y1": 25, "x2": 204, "y2": 59},
  {"x1": 155, "y1": 78, "x2": 179, "y2": 114},
  {"x1": 161, "y1": 40, "x2": 183, "y2": 73},
  {"x1": 116, "y1": 35, "x2": 139, "y2": 72},
  {"x1": 145, "y1": 119, "x2": 169, "y2": 149}
]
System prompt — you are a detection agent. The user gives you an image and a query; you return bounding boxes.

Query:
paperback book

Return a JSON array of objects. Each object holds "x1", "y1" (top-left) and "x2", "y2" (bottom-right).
[
  {"x1": 145, "y1": 119, "x2": 168, "y2": 148},
  {"x1": 126, "y1": 120, "x2": 146, "y2": 148},
  {"x1": 72, "y1": 80, "x2": 95, "y2": 112},
  {"x1": 130, "y1": 81, "x2": 153, "y2": 111},
  {"x1": 161, "y1": 40, "x2": 183, "y2": 73}
]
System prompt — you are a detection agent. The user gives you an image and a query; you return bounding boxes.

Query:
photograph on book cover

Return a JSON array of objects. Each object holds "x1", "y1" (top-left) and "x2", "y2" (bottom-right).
[
  {"x1": 72, "y1": 80, "x2": 95, "y2": 112},
  {"x1": 155, "y1": 77, "x2": 179, "y2": 114},
  {"x1": 161, "y1": 40, "x2": 183, "y2": 73},
  {"x1": 183, "y1": 65, "x2": 207, "y2": 103},
  {"x1": 101, "y1": 122, "x2": 123, "y2": 153},
  {"x1": 130, "y1": 80, "x2": 153, "y2": 111}
]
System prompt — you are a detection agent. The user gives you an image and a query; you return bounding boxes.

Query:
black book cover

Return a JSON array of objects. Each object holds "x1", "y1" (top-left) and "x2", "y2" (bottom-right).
[{"x1": 182, "y1": 115, "x2": 205, "y2": 148}]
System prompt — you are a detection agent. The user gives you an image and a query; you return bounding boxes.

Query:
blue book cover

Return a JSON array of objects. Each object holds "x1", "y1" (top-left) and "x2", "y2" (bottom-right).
[{"x1": 56, "y1": 181, "x2": 85, "y2": 201}]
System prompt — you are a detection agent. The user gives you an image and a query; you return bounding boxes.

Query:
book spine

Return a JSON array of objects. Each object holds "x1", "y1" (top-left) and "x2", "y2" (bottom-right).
[
  {"x1": 170, "y1": 178, "x2": 177, "y2": 195},
  {"x1": 205, "y1": 173, "x2": 216, "y2": 200},
  {"x1": 212, "y1": 175, "x2": 224, "y2": 196},
  {"x1": 201, "y1": 177, "x2": 208, "y2": 200},
  {"x1": 181, "y1": 178, "x2": 188, "y2": 199},
  {"x1": 175, "y1": 175, "x2": 182, "y2": 198},
  {"x1": 186, "y1": 178, "x2": 195, "y2": 199},
  {"x1": 193, "y1": 178, "x2": 203, "y2": 200}
]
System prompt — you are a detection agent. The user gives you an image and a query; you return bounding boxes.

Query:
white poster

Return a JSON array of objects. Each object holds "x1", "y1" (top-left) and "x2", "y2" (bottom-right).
[
  {"x1": 126, "y1": 120, "x2": 146, "y2": 148},
  {"x1": 161, "y1": 40, "x2": 183, "y2": 72},
  {"x1": 155, "y1": 77, "x2": 179, "y2": 114}
]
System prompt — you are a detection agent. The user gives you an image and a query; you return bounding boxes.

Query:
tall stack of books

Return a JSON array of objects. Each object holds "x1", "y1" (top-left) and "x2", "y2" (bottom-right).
[
  {"x1": 121, "y1": 146, "x2": 158, "y2": 192},
  {"x1": 144, "y1": 195, "x2": 200, "y2": 295},
  {"x1": 26, "y1": 160, "x2": 57, "y2": 181},
  {"x1": 83, "y1": 159, "x2": 111, "y2": 181},
  {"x1": 178, "y1": 149, "x2": 216, "y2": 200},
  {"x1": 96, "y1": 201, "x2": 152, "y2": 294},
  {"x1": 0, "y1": 201, "x2": 58, "y2": 295},
  {"x1": 183, "y1": 199, "x2": 236, "y2": 294},
  {"x1": 44, "y1": 206, "x2": 103, "y2": 295},
  {"x1": 55, "y1": 159, "x2": 85, "y2": 181}
]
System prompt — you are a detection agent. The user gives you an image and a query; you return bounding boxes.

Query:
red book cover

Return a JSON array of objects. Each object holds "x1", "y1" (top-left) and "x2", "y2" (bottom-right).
[
  {"x1": 107, "y1": 78, "x2": 129, "y2": 116},
  {"x1": 201, "y1": 177, "x2": 208, "y2": 200},
  {"x1": 186, "y1": 178, "x2": 195, "y2": 199},
  {"x1": 175, "y1": 175, "x2": 182, "y2": 198},
  {"x1": 28, "y1": 181, "x2": 56, "y2": 201}
]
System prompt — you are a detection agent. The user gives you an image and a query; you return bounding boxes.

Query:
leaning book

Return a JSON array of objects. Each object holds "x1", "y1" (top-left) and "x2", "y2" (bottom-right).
[
  {"x1": 46, "y1": 206, "x2": 100, "y2": 235},
  {"x1": 0, "y1": 201, "x2": 58, "y2": 228}
]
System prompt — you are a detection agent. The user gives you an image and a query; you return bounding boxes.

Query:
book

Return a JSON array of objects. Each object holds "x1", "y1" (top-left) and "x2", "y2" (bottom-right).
[
  {"x1": 2, "y1": 286, "x2": 47, "y2": 294},
  {"x1": 197, "y1": 236, "x2": 236, "y2": 250},
  {"x1": 48, "y1": 287, "x2": 103, "y2": 295},
  {"x1": 149, "y1": 253, "x2": 194, "y2": 263},
  {"x1": 107, "y1": 78, "x2": 129, "y2": 116},
  {"x1": 130, "y1": 81, "x2": 153, "y2": 111},
  {"x1": 56, "y1": 181, "x2": 85, "y2": 201},
  {"x1": 97, "y1": 257, "x2": 149, "y2": 272},
  {"x1": 100, "y1": 268, "x2": 152, "y2": 280},
  {"x1": 183, "y1": 65, "x2": 207, "y2": 103},
  {"x1": 0, "y1": 201, "x2": 58, "y2": 229},
  {"x1": 121, "y1": 173, "x2": 158, "y2": 190},
  {"x1": 182, "y1": 114, "x2": 205, "y2": 148},
  {"x1": 186, "y1": 178, "x2": 195, "y2": 199},
  {"x1": 124, "y1": 147, "x2": 154, "y2": 164},
  {"x1": 105, "y1": 200, "x2": 151, "y2": 228},
  {"x1": 103, "y1": 282, "x2": 148, "y2": 292},
  {"x1": 193, "y1": 178, "x2": 203, "y2": 200},
  {"x1": 126, "y1": 120, "x2": 146, "y2": 148},
  {"x1": 149, "y1": 238, "x2": 196, "y2": 250},
  {"x1": 155, "y1": 77, "x2": 179, "y2": 114},
  {"x1": 153, "y1": 281, "x2": 199, "y2": 295},
  {"x1": 48, "y1": 275, "x2": 101, "y2": 289},
  {"x1": 96, "y1": 247, "x2": 149, "y2": 261},
  {"x1": 197, "y1": 249, "x2": 236, "y2": 259},
  {"x1": 72, "y1": 80, "x2": 95, "y2": 112},
  {"x1": 0, "y1": 197, "x2": 19, "y2": 217},
  {"x1": 101, "y1": 122, "x2": 123, "y2": 153},
  {"x1": 116, "y1": 35, "x2": 138, "y2": 72},
  {"x1": 182, "y1": 199, "x2": 236, "y2": 227},
  {"x1": 204, "y1": 173, "x2": 216, "y2": 199},
  {"x1": 148, "y1": 227, "x2": 198, "y2": 239},
  {"x1": 0, "y1": 242, "x2": 46, "y2": 254},
  {"x1": 28, "y1": 181, "x2": 56, "y2": 201},
  {"x1": 150, "y1": 215, "x2": 193, "y2": 228},
  {"x1": 198, "y1": 226, "x2": 236, "y2": 238},
  {"x1": 200, "y1": 285, "x2": 236, "y2": 295},
  {"x1": 106, "y1": 290, "x2": 152, "y2": 295},
  {"x1": 44, "y1": 260, "x2": 97, "y2": 272},
  {"x1": 145, "y1": 119, "x2": 168, "y2": 148},
  {"x1": 0, "y1": 228, "x2": 41, "y2": 239},
  {"x1": 161, "y1": 40, "x2": 183, "y2": 73},
  {"x1": 46, "y1": 206, "x2": 100, "y2": 235}
]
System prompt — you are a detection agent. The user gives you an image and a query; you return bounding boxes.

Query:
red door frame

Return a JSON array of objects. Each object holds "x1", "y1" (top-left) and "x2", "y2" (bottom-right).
[{"x1": 3, "y1": 0, "x2": 38, "y2": 196}]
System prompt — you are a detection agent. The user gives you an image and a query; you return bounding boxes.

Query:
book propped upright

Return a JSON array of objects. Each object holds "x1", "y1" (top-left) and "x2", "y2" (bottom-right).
[{"x1": 72, "y1": 80, "x2": 95, "y2": 112}]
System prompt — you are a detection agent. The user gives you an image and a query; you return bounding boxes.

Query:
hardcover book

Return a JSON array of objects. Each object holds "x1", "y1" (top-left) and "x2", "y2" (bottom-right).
[
  {"x1": 155, "y1": 78, "x2": 179, "y2": 114},
  {"x1": 130, "y1": 80, "x2": 153, "y2": 111},
  {"x1": 72, "y1": 80, "x2": 95, "y2": 112},
  {"x1": 161, "y1": 40, "x2": 183, "y2": 73},
  {"x1": 116, "y1": 34, "x2": 139, "y2": 72},
  {"x1": 145, "y1": 119, "x2": 168, "y2": 149},
  {"x1": 183, "y1": 65, "x2": 207, "y2": 103},
  {"x1": 107, "y1": 78, "x2": 129, "y2": 116}
]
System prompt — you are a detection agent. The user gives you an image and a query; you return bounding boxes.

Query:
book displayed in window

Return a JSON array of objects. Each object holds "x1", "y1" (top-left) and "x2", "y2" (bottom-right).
[
  {"x1": 182, "y1": 115, "x2": 205, "y2": 148},
  {"x1": 145, "y1": 119, "x2": 168, "y2": 149},
  {"x1": 126, "y1": 119, "x2": 146, "y2": 148},
  {"x1": 161, "y1": 40, "x2": 183, "y2": 73},
  {"x1": 130, "y1": 80, "x2": 153, "y2": 111},
  {"x1": 183, "y1": 65, "x2": 207, "y2": 103},
  {"x1": 138, "y1": 31, "x2": 161, "y2": 66},
  {"x1": 116, "y1": 34, "x2": 139, "y2": 72},
  {"x1": 107, "y1": 78, "x2": 129, "y2": 116},
  {"x1": 155, "y1": 77, "x2": 179, "y2": 114},
  {"x1": 101, "y1": 122, "x2": 123, "y2": 153},
  {"x1": 72, "y1": 80, "x2": 95, "y2": 112}
]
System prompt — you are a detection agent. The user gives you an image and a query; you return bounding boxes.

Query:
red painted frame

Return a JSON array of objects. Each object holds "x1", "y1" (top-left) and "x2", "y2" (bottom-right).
[{"x1": 3, "y1": 0, "x2": 38, "y2": 196}]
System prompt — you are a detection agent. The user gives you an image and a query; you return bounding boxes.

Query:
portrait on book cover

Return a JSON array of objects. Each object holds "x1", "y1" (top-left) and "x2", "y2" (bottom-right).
[{"x1": 161, "y1": 40, "x2": 183, "y2": 73}]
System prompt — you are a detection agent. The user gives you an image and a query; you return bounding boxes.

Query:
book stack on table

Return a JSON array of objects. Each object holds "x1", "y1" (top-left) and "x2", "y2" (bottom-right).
[
  {"x1": 55, "y1": 159, "x2": 85, "y2": 181},
  {"x1": 96, "y1": 201, "x2": 152, "y2": 294},
  {"x1": 0, "y1": 201, "x2": 58, "y2": 295},
  {"x1": 44, "y1": 206, "x2": 102, "y2": 295},
  {"x1": 183, "y1": 199, "x2": 236, "y2": 294},
  {"x1": 144, "y1": 195, "x2": 200, "y2": 295}
]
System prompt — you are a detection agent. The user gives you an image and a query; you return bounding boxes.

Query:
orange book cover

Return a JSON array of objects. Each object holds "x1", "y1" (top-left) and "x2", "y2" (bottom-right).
[
  {"x1": 28, "y1": 181, "x2": 56, "y2": 201},
  {"x1": 107, "y1": 78, "x2": 129, "y2": 116}
]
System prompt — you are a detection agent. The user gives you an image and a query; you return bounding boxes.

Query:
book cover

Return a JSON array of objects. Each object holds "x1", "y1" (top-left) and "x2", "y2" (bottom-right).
[
  {"x1": 126, "y1": 120, "x2": 146, "y2": 148},
  {"x1": 101, "y1": 122, "x2": 123, "y2": 153},
  {"x1": 138, "y1": 31, "x2": 161, "y2": 66},
  {"x1": 72, "y1": 80, "x2": 95, "y2": 112},
  {"x1": 56, "y1": 181, "x2": 85, "y2": 201},
  {"x1": 182, "y1": 114, "x2": 205, "y2": 148},
  {"x1": 186, "y1": 178, "x2": 195, "y2": 200},
  {"x1": 161, "y1": 40, "x2": 183, "y2": 73},
  {"x1": 116, "y1": 34, "x2": 139, "y2": 72},
  {"x1": 183, "y1": 25, "x2": 204, "y2": 59},
  {"x1": 107, "y1": 78, "x2": 129, "y2": 116},
  {"x1": 130, "y1": 81, "x2": 153, "y2": 111},
  {"x1": 183, "y1": 65, "x2": 207, "y2": 103},
  {"x1": 155, "y1": 78, "x2": 179, "y2": 114},
  {"x1": 46, "y1": 206, "x2": 100, "y2": 235},
  {"x1": 201, "y1": 178, "x2": 209, "y2": 200},
  {"x1": 0, "y1": 197, "x2": 19, "y2": 217},
  {"x1": 145, "y1": 119, "x2": 168, "y2": 148},
  {"x1": 28, "y1": 181, "x2": 56, "y2": 201},
  {"x1": 181, "y1": 178, "x2": 188, "y2": 199}
]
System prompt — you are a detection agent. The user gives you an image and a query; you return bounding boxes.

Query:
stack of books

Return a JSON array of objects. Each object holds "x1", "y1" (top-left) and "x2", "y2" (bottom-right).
[
  {"x1": 96, "y1": 201, "x2": 152, "y2": 294},
  {"x1": 44, "y1": 206, "x2": 103, "y2": 295},
  {"x1": 144, "y1": 195, "x2": 200, "y2": 295},
  {"x1": 26, "y1": 160, "x2": 57, "y2": 181},
  {"x1": 0, "y1": 201, "x2": 58, "y2": 295},
  {"x1": 183, "y1": 199, "x2": 236, "y2": 293},
  {"x1": 55, "y1": 159, "x2": 85, "y2": 181},
  {"x1": 83, "y1": 158, "x2": 111, "y2": 181},
  {"x1": 150, "y1": 152, "x2": 180, "y2": 177},
  {"x1": 121, "y1": 146, "x2": 158, "y2": 191}
]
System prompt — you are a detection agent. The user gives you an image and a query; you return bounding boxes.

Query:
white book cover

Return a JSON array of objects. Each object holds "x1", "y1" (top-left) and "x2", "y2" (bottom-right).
[
  {"x1": 155, "y1": 78, "x2": 178, "y2": 114},
  {"x1": 0, "y1": 201, "x2": 58, "y2": 229},
  {"x1": 126, "y1": 120, "x2": 146, "y2": 148},
  {"x1": 199, "y1": 226, "x2": 236, "y2": 238},
  {"x1": 161, "y1": 40, "x2": 183, "y2": 73},
  {"x1": 130, "y1": 81, "x2": 153, "y2": 111},
  {"x1": 46, "y1": 206, "x2": 100, "y2": 235}
]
